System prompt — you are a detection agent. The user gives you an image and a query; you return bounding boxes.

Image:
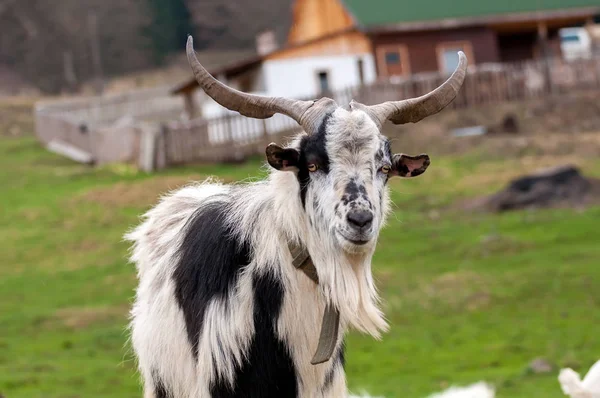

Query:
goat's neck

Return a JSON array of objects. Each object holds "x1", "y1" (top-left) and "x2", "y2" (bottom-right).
[{"x1": 266, "y1": 172, "x2": 389, "y2": 339}]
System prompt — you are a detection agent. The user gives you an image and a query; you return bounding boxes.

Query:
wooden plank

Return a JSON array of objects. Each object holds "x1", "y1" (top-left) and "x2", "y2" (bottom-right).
[
  {"x1": 267, "y1": 31, "x2": 371, "y2": 60},
  {"x1": 138, "y1": 126, "x2": 158, "y2": 172},
  {"x1": 47, "y1": 140, "x2": 94, "y2": 164},
  {"x1": 155, "y1": 126, "x2": 167, "y2": 170}
]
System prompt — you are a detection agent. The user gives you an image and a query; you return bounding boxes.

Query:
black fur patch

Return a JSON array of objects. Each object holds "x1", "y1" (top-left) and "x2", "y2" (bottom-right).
[
  {"x1": 344, "y1": 180, "x2": 367, "y2": 203},
  {"x1": 297, "y1": 113, "x2": 333, "y2": 207},
  {"x1": 397, "y1": 163, "x2": 410, "y2": 176},
  {"x1": 384, "y1": 140, "x2": 394, "y2": 184},
  {"x1": 209, "y1": 271, "x2": 298, "y2": 397},
  {"x1": 172, "y1": 200, "x2": 252, "y2": 360},
  {"x1": 383, "y1": 139, "x2": 392, "y2": 160},
  {"x1": 153, "y1": 370, "x2": 171, "y2": 398}
]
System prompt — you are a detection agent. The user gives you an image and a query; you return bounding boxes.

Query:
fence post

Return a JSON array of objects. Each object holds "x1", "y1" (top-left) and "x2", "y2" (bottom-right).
[
  {"x1": 138, "y1": 123, "x2": 162, "y2": 172},
  {"x1": 595, "y1": 57, "x2": 600, "y2": 89},
  {"x1": 262, "y1": 119, "x2": 269, "y2": 138},
  {"x1": 155, "y1": 124, "x2": 167, "y2": 170}
]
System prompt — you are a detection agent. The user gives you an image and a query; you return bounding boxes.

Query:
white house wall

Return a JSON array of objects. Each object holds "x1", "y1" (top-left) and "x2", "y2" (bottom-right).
[
  {"x1": 262, "y1": 53, "x2": 376, "y2": 99},
  {"x1": 198, "y1": 53, "x2": 377, "y2": 141}
]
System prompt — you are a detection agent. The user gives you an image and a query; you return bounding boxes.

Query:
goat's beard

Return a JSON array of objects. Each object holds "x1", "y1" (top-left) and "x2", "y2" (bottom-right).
[{"x1": 307, "y1": 227, "x2": 389, "y2": 339}]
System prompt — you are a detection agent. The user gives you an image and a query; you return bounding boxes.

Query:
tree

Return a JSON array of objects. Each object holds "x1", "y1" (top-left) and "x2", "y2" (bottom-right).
[
  {"x1": 0, "y1": 0, "x2": 155, "y2": 93},
  {"x1": 143, "y1": 0, "x2": 194, "y2": 65}
]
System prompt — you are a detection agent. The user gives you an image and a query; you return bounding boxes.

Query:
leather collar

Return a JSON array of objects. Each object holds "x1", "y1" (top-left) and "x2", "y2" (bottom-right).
[{"x1": 288, "y1": 241, "x2": 340, "y2": 365}]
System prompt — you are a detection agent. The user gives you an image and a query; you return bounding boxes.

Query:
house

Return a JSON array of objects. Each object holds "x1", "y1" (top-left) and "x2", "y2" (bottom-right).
[
  {"x1": 172, "y1": 0, "x2": 377, "y2": 118},
  {"x1": 350, "y1": 0, "x2": 600, "y2": 78},
  {"x1": 173, "y1": 0, "x2": 600, "y2": 118}
]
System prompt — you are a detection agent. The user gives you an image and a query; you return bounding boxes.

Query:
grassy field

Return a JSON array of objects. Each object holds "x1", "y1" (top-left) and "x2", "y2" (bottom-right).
[{"x1": 1, "y1": 101, "x2": 600, "y2": 398}]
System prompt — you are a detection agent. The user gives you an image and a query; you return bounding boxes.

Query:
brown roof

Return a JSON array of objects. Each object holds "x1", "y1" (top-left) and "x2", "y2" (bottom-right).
[{"x1": 171, "y1": 54, "x2": 263, "y2": 95}]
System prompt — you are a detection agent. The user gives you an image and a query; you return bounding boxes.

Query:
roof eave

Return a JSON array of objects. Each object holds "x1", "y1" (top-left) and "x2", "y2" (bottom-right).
[
  {"x1": 170, "y1": 57, "x2": 263, "y2": 95},
  {"x1": 364, "y1": 6, "x2": 600, "y2": 35}
]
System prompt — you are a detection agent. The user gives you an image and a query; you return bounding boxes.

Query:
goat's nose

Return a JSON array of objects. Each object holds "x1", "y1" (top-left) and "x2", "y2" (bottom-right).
[{"x1": 347, "y1": 210, "x2": 373, "y2": 229}]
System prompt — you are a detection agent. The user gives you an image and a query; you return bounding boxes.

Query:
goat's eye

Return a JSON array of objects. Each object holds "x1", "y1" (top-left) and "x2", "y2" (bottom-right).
[
  {"x1": 380, "y1": 165, "x2": 391, "y2": 174},
  {"x1": 307, "y1": 163, "x2": 319, "y2": 172}
]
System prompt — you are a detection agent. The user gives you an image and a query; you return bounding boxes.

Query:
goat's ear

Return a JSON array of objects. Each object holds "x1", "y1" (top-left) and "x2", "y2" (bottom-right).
[
  {"x1": 390, "y1": 153, "x2": 430, "y2": 177},
  {"x1": 266, "y1": 143, "x2": 300, "y2": 172}
]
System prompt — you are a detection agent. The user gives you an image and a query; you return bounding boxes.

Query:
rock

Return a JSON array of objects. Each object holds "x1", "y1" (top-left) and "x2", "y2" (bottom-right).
[
  {"x1": 486, "y1": 165, "x2": 592, "y2": 212},
  {"x1": 529, "y1": 357, "x2": 554, "y2": 374},
  {"x1": 501, "y1": 114, "x2": 519, "y2": 134}
]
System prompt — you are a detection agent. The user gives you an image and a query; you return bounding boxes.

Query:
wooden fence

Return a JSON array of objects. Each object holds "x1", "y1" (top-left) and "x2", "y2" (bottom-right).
[
  {"x1": 34, "y1": 86, "x2": 186, "y2": 166},
  {"x1": 161, "y1": 112, "x2": 302, "y2": 166},
  {"x1": 356, "y1": 56, "x2": 600, "y2": 108},
  {"x1": 34, "y1": 54, "x2": 600, "y2": 171},
  {"x1": 156, "y1": 55, "x2": 600, "y2": 168}
]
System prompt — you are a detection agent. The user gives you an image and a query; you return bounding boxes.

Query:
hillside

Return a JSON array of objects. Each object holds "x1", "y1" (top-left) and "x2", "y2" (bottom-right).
[{"x1": 0, "y1": 0, "x2": 293, "y2": 94}]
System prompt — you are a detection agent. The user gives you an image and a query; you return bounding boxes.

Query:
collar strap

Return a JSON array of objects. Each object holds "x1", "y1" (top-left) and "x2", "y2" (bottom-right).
[{"x1": 288, "y1": 241, "x2": 340, "y2": 365}]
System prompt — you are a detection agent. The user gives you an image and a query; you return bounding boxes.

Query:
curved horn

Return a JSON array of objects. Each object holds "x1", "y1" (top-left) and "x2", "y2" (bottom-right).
[
  {"x1": 353, "y1": 51, "x2": 468, "y2": 128},
  {"x1": 186, "y1": 36, "x2": 315, "y2": 125}
]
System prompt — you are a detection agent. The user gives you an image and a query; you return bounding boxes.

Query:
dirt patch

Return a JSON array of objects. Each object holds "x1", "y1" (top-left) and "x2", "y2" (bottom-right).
[
  {"x1": 386, "y1": 127, "x2": 600, "y2": 163},
  {"x1": 75, "y1": 174, "x2": 233, "y2": 209},
  {"x1": 471, "y1": 233, "x2": 536, "y2": 258},
  {"x1": 383, "y1": 91, "x2": 600, "y2": 160},
  {"x1": 67, "y1": 238, "x2": 104, "y2": 252},
  {"x1": 49, "y1": 305, "x2": 129, "y2": 330},
  {"x1": 18, "y1": 208, "x2": 43, "y2": 222},
  {"x1": 453, "y1": 155, "x2": 591, "y2": 194},
  {"x1": 0, "y1": 99, "x2": 36, "y2": 137},
  {"x1": 409, "y1": 271, "x2": 491, "y2": 311},
  {"x1": 459, "y1": 165, "x2": 600, "y2": 213}
]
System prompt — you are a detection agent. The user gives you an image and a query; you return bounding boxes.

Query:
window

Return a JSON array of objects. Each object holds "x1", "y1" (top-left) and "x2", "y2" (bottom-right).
[
  {"x1": 560, "y1": 34, "x2": 581, "y2": 43},
  {"x1": 385, "y1": 51, "x2": 401, "y2": 64},
  {"x1": 441, "y1": 49, "x2": 462, "y2": 74},
  {"x1": 377, "y1": 45, "x2": 410, "y2": 77},
  {"x1": 437, "y1": 41, "x2": 474, "y2": 75},
  {"x1": 317, "y1": 71, "x2": 330, "y2": 93}
]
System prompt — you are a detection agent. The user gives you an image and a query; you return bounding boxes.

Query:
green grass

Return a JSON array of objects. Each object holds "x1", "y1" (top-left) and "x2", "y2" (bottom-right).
[{"x1": 1, "y1": 126, "x2": 600, "y2": 397}]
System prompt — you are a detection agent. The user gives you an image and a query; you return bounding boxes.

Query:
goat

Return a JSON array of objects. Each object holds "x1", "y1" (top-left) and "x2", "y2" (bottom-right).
[{"x1": 125, "y1": 35, "x2": 467, "y2": 398}]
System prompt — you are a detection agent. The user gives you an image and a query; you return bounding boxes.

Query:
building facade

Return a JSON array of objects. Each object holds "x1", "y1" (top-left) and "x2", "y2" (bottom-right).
[
  {"x1": 174, "y1": 0, "x2": 377, "y2": 118},
  {"x1": 174, "y1": 0, "x2": 600, "y2": 118},
  {"x1": 344, "y1": 0, "x2": 600, "y2": 78}
]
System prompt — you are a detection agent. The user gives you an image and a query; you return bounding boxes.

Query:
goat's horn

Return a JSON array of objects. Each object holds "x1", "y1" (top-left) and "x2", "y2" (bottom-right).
[
  {"x1": 186, "y1": 35, "x2": 315, "y2": 125},
  {"x1": 353, "y1": 52, "x2": 468, "y2": 128}
]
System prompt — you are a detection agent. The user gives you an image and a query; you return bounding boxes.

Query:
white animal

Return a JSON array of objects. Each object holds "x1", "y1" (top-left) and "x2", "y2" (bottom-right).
[
  {"x1": 559, "y1": 360, "x2": 600, "y2": 398},
  {"x1": 125, "y1": 35, "x2": 467, "y2": 397},
  {"x1": 426, "y1": 382, "x2": 495, "y2": 398},
  {"x1": 348, "y1": 381, "x2": 495, "y2": 398}
]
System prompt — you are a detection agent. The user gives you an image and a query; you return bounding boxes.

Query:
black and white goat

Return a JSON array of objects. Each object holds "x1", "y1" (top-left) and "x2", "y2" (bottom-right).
[{"x1": 125, "y1": 36, "x2": 467, "y2": 398}]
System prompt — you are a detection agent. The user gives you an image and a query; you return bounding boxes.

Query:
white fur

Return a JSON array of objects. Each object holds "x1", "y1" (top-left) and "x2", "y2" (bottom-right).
[
  {"x1": 559, "y1": 360, "x2": 600, "y2": 398},
  {"x1": 125, "y1": 109, "x2": 401, "y2": 396},
  {"x1": 426, "y1": 382, "x2": 496, "y2": 398}
]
